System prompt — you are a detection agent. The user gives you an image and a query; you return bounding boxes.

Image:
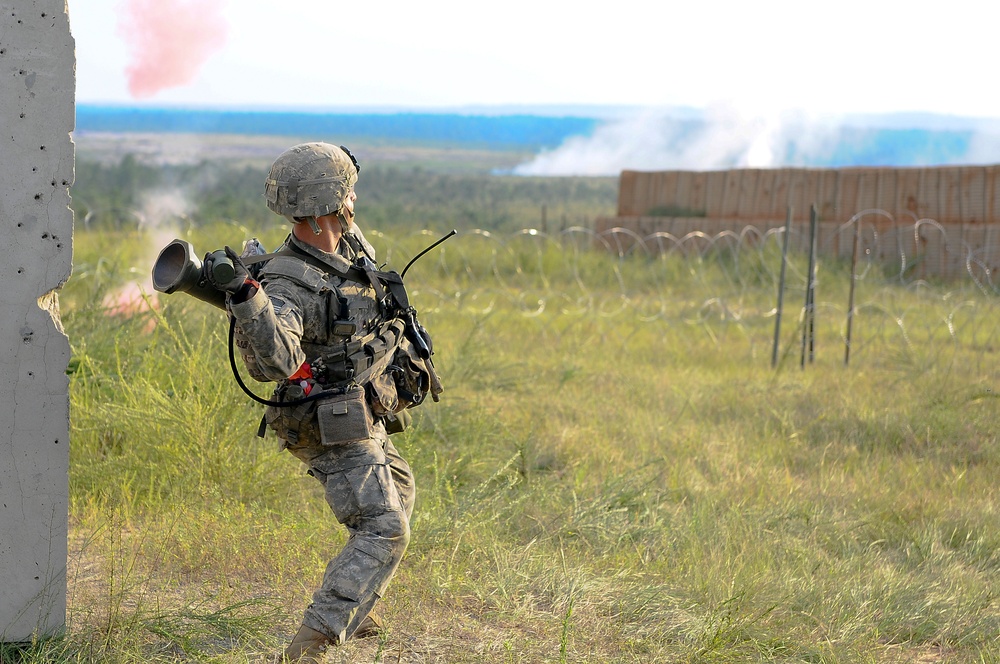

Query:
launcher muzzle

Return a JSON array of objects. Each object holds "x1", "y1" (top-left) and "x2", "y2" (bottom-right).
[{"x1": 151, "y1": 238, "x2": 233, "y2": 311}]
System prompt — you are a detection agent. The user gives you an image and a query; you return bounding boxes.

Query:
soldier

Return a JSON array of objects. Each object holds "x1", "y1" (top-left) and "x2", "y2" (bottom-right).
[{"x1": 205, "y1": 142, "x2": 438, "y2": 662}]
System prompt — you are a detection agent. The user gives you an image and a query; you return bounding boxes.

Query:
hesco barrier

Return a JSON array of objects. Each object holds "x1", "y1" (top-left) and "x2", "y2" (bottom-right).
[{"x1": 600, "y1": 166, "x2": 1000, "y2": 280}]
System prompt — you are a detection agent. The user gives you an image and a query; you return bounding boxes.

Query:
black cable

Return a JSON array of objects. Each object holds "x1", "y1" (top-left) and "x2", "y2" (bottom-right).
[{"x1": 228, "y1": 316, "x2": 333, "y2": 408}]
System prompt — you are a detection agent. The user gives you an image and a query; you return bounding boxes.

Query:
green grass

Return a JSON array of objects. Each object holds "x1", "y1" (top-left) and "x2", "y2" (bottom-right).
[{"x1": 24, "y1": 218, "x2": 1000, "y2": 663}]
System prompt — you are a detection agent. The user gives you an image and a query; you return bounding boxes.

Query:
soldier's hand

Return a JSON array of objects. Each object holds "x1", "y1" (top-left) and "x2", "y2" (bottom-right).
[{"x1": 205, "y1": 246, "x2": 251, "y2": 294}]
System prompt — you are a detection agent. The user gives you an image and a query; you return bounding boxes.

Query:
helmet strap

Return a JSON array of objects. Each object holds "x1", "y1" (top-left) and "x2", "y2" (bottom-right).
[
  {"x1": 307, "y1": 216, "x2": 323, "y2": 235},
  {"x1": 338, "y1": 208, "x2": 354, "y2": 233}
]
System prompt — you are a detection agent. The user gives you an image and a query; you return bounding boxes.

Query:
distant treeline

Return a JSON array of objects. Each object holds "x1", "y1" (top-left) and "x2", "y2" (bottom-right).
[
  {"x1": 72, "y1": 155, "x2": 618, "y2": 232},
  {"x1": 75, "y1": 106, "x2": 600, "y2": 151}
]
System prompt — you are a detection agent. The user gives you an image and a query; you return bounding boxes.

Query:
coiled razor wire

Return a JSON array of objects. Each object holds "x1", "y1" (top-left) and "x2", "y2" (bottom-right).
[{"x1": 367, "y1": 212, "x2": 1000, "y2": 369}]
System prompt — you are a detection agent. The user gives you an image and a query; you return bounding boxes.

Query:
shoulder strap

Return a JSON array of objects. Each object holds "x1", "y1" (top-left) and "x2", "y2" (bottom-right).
[
  {"x1": 245, "y1": 242, "x2": 411, "y2": 310},
  {"x1": 257, "y1": 255, "x2": 326, "y2": 292},
  {"x1": 244, "y1": 244, "x2": 369, "y2": 285}
]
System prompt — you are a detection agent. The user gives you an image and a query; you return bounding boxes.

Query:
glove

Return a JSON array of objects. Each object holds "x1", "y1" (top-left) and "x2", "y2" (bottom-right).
[{"x1": 205, "y1": 246, "x2": 256, "y2": 301}]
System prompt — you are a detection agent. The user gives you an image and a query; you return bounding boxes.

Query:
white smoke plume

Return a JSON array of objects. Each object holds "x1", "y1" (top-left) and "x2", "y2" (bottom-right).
[
  {"x1": 135, "y1": 187, "x2": 193, "y2": 229},
  {"x1": 102, "y1": 187, "x2": 192, "y2": 319},
  {"x1": 512, "y1": 106, "x2": 840, "y2": 176},
  {"x1": 513, "y1": 105, "x2": 1000, "y2": 176}
]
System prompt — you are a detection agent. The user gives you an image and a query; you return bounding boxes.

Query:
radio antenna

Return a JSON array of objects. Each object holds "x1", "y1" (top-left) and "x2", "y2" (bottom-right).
[{"x1": 401, "y1": 229, "x2": 457, "y2": 279}]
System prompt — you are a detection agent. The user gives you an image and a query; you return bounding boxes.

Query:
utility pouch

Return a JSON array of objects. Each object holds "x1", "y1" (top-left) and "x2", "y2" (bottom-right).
[
  {"x1": 264, "y1": 383, "x2": 321, "y2": 447},
  {"x1": 383, "y1": 409, "x2": 412, "y2": 435},
  {"x1": 316, "y1": 388, "x2": 374, "y2": 446}
]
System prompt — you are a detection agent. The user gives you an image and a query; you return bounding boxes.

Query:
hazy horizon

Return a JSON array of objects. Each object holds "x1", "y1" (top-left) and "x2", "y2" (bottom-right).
[{"x1": 72, "y1": 104, "x2": 1000, "y2": 176}]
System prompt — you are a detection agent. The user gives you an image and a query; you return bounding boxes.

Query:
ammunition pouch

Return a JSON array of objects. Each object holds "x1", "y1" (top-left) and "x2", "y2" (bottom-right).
[{"x1": 316, "y1": 387, "x2": 374, "y2": 445}]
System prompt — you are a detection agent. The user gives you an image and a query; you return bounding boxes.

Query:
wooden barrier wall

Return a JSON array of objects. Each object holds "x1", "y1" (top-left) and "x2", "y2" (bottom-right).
[
  {"x1": 617, "y1": 166, "x2": 1000, "y2": 225},
  {"x1": 602, "y1": 166, "x2": 1000, "y2": 281}
]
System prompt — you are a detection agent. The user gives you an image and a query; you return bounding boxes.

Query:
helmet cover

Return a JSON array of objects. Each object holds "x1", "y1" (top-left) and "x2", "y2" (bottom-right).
[{"x1": 264, "y1": 142, "x2": 359, "y2": 220}]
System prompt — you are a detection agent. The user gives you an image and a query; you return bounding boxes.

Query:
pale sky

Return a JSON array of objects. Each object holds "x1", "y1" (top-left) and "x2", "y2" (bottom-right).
[{"x1": 69, "y1": 0, "x2": 1000, "y2": 120}]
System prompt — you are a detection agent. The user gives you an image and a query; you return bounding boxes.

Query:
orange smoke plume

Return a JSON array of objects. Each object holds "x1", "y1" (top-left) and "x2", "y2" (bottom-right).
[
  {"x1": 118, "y1": 0, "x2": 228, "y2": 99},
  {"x1": 102, "y1": 281, "x2": 159, "y2": 333}
]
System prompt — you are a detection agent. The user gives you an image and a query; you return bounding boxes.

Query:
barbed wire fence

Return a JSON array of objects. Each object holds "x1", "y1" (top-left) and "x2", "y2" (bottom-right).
[
  {"x1": 369, "y1": 211, "x2": 1000, "y2": 374},
  {"x1": 77, "y1": 201, "x2": 1000, "y2": 375}
]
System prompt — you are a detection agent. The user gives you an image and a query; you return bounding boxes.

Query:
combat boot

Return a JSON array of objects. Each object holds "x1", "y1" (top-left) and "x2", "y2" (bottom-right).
[
  {"x1": 353, "y1": 611, "x2": 383, "y2": 639},
  {"x1": 281, "y1": 624, "x2": 335, "y2": 663}
]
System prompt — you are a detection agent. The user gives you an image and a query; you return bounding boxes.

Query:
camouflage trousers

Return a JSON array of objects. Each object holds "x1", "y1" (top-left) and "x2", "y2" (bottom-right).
[{"x1": 299, "y1": 429, "x2": 414, "y2": 644}]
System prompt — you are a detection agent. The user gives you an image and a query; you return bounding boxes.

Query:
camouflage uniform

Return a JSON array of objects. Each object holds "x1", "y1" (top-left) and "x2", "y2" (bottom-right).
[{"x1": 228, "y1": 227, "x2": 413, "y2": 644}]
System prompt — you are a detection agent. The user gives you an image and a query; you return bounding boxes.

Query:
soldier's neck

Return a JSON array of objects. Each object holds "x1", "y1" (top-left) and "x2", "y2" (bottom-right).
[{"x1": 293, "y1": 218, "x2": 344, "y2": 255}]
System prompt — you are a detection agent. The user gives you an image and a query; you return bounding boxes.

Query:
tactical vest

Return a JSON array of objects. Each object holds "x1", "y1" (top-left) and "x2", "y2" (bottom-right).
[{"x1": 233, "y1": 237, "x2": 442, "y2": 447}]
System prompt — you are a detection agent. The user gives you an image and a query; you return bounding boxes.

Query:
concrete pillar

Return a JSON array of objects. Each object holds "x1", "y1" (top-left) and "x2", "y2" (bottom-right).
[{"x1": 0, "y1": 0, "x2": 74, "y2": 641}]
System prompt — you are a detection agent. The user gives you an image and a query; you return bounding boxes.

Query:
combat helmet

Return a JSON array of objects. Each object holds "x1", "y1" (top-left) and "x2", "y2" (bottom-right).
[{"x1": 264, "y1": 142, "x2": 360, "y2": 232}]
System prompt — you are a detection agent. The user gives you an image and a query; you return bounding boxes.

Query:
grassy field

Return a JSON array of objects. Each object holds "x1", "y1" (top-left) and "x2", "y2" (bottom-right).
[{"x1": 6, "y1": 143, "x2": 999, "y2": 663}]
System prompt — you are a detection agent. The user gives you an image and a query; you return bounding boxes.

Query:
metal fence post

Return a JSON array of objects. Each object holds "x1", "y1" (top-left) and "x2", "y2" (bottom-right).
[
  {"x1": 801, "y1": 204, "x2": 818, "y2": 367},
  {"x1": 845, "y1": 215, "x2": 861, "y2": 365},
  {"x1": 772, "y1": 206, "x2": 792, "y2": 367}
]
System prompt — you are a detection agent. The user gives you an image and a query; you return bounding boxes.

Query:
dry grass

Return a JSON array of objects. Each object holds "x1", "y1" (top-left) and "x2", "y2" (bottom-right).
[{"x1": 15, "y1": 221, "x2": 995, "y2": 664}]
